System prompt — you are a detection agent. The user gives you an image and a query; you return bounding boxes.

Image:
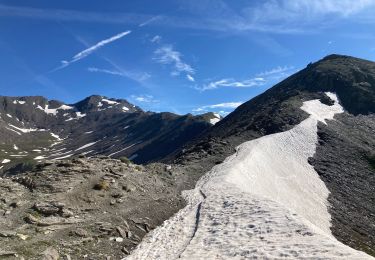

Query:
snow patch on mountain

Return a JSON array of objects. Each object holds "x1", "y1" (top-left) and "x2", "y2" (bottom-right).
[
  {"x1": 13, "y1": 100, "x2": 26, "y2": 105},
  {"x1": 75, "y1": 142, "x2": 97, "y2": 151},
  {"x1": 108, "y1": 143, "x2": 138, "y2": 157},
  {"x1": 127, "y1": 93, "x2": 372, "y2": 259},
  {"x1": 209, "y1": 113, "x2": 221, "y2": 125},
  {"x1": 5, "y1": 127, "x2": 22, "y2": 135},
  {"x1": 102, "y1": 98, "x2": 119, "y2": 105},
  {"x1": 36, "y1": 104, "x2": 73, "y2": 115},
  {"x1": 50, "y1": 133, "x2": 63, "y2": 141},
  {"x1": 53, "y1": 154, "x2": 73, "y2": 160},
  {"x1": 76, "y1": 112, "x2": 86, "y2": 118},
  {"x1": 9, "y1": 124, "x2": 45, "y2": 133}
]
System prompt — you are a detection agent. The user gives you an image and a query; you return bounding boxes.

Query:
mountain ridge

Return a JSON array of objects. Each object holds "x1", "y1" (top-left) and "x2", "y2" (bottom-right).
[{"x1": 0, "y1": 94, "x2": 220, "y2": 174}]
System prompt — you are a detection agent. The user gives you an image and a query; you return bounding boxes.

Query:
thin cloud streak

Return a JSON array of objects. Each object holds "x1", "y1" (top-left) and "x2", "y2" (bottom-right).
[
  {"x1": 101, "y1": 57, "x2": 151, "y2": 85},
  {"x1": 193, "y1": 102, "x2": 243, "y2": 111},
  {"x1": 0, "y1": 4, "x2": 152, "y2": 24},
  {"x1": 198, "y1": 65, "x2": 295, "y2": 91},
  {"x1": 2, "y1": 2, "x2": 375, "y2": 34},
  {"x1": 139, "y1": 15, "x2": 162, "y2": 27},
  {"x1": 199, "y1": 78, "x2": 266, "y2": 91},
  {"x1": 130, "y1": 94, "x2": 159, "y2": 103},
  {"x1": 150, "y1": 35, "x2": 162, "y2": 43},
  {"x1": 52, "y1": 30, "x2": 131, "y2": 71},
  {"x1": 187, "y1": 74, "x2": 195, "y2": 82},
  {"x1": 256, "y1": 65, "x2": 294, "y2": 76},
  {"x1": 193, "y1": 101, "x2": 243, "y2": 116},
  {"x1": 88, "y1": 67, "x2": 150, "y2": 83}
]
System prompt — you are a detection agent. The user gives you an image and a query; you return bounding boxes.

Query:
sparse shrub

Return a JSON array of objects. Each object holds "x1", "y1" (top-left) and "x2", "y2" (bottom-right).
[
  {"x1": 119, "y1": 157, "x2": 131, "y2": 165},
  {"x1": 28, "y1": 209, "x2": 42, "y2": 220},
  {"x1": 366, "y1": 154, "x2": 375, "y2": 170},
  {"x1": 5, "y1": 160, "x2": 37, "y2": 176},
  {"x1": 93, "y1": 180, "x2": 110, "y2": 191}
]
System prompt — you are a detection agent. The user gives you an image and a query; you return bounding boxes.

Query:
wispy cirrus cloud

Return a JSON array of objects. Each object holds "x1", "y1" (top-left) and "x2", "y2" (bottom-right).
[
  {"x1": 198, "y1": 65, "x2": 294, "y2": 91},
  {"x1": 178, "y1": 0, "x2": 375, "y2": 33},
  {"x1": 193, "y1": 102, "x2": 243, "y2": 111},
  {"x1": 256, "y1": 65, "x2": 294, "y2": 77},
  {"x1": 2, "y1": 1, "x2": 375, "y2": 34},
  {"x1": 199, "y1": 78, "x2": 266, "y2": 91},
  {"x1": 52, "y1": 30, "x2": 131, "y2": 71},
  {"x1": 150, "y1": 35, "x2": 162, "y2": 43},
  {"x1": 186, "y1": 74, "x2": 195, "y2": 82},
  {"x1": 239, "y1": 0, "x2": 375, "y2": 33},
  {"x1": 153, "y1": 45, "x2": 195, "y2": 80},
  {"x1": 248, "y1": 0, "x2": 375, "y2": 21},
  {"x1": 0, "y1": 4, "x2": 154, "y2": 24},
  {"x1": 139, "y1": 15, "x2": 162, "y2": 27},
  {"x1": 193, "y1": 101, "x2": 243, "y2": 116},
  {"x1": 87, "y1": 67, "x2": 150, "y2": 82},
  {"x1": 130, "y1": 94, "x2": 158, "y2": 103}
]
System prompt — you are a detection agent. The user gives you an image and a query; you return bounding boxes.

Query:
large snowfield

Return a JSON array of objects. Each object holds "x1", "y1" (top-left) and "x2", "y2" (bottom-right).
[{"x1": 127, "y1": 93, "x2": 373, "y2": 259}]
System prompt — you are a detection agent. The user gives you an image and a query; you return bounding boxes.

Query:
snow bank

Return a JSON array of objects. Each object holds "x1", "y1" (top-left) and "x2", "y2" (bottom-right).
[
  {"x1": 209, "y1": 118, "x2": 220, "y2": 125},
  {"x1": 9, "y1": 124, "x2": 45, "y2": 133},
  {"x1": 209, "y1": 113, "x2": 221, "y2": 125},
  {"x1": 225, "y1": 92, "x2": 344, "y2": 235},
  {"x1": 108, "y1": 143, "x2": 138, "y2": 157},
  {"x1": 13, "y1": 100, "x2": 26, "y2": 105},
  {"x1": 76, "y1": 112, "x2": 86, "y2": 118},
  {"x1": 50, "y1": 132, "x2": 64, "y2": 141},
  {"x1": 1, "y1": 159, "x2": 11, "y2": 164},
  {"x1": 102, "y1": 98, "x2": 119, "y2": 105},
  {"x1": 36, "y1": 104, "x2": 73, "y2": 115},
  {"x1": 75, "y1": 142, "x2": 97, "y2": 151},
  {"x1": 127, "y1": 93, "x2": 373, "y2": 260}
]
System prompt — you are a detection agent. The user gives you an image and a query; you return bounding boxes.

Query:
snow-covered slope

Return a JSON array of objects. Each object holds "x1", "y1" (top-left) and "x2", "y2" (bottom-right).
[{"x1": 127, "y1": 93, "x2": 373, "y2": 259}]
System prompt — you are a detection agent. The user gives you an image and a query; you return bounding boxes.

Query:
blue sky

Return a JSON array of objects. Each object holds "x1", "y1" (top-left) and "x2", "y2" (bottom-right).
[{"x1": 1, "y1": 0, "x2": 375, "y2": 115}]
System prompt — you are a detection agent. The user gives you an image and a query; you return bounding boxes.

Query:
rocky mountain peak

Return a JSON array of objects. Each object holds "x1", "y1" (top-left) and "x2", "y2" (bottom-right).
[
  {"x1": 195, "y1": 112, "x2": 222, "y2": 125},
  {"x1": 73, "y1": 95, "x2": 142, "y2": 114},
  {"x1": 294, "y1": 54, "x2": 375, "y2": 114}
]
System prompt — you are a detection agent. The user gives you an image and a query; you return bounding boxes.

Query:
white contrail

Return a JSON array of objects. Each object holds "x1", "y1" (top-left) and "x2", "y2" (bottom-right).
[
  {"x1": 73, "y1": 31, "x2": 131, "y2": 60},
  {"x1": 139, "y1": 15, "x2": 161, "y2": 27},
  {"x1": 52, "y1": 30, "x2": 131, "y2": 72}
]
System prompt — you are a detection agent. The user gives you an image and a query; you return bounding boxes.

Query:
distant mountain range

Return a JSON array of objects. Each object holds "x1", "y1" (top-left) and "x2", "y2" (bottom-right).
[{"x1": 0, "y1": 94, "x2": 221, "y2": 174}]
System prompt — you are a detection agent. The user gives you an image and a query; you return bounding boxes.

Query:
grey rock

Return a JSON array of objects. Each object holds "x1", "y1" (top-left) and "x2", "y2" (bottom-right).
[{"x1": 41, "y1": 247, "x2": 59, "y2": 260}]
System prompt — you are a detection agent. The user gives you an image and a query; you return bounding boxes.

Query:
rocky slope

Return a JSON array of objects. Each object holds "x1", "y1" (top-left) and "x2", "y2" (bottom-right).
[
  {"x1": 0, "y1": 95, "x2": 217, "y2": 175},
  {"x1": 0, "y1": 156, "x2": 200, "y2": 259}
]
